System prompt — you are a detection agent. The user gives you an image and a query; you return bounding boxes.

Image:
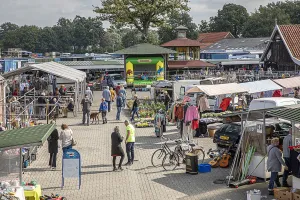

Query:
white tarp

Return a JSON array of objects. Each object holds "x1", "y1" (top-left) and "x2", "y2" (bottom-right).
[
  {"x1": 273, "y1": 77, "x2": 300, "y2": 89},
  {"x1": 239, "y1": 79, "x2": 282, "y2": 94},
  {"x1": 186, "y1": 83, "x2": 248, "y2": 96}
]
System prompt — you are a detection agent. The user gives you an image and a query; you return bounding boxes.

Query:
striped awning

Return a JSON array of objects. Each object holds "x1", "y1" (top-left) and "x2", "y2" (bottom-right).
[
  {"x1": 267, "y1": 104, "x2": 300, "y2": 122},
  {"x1": 273, "y1": 77, "x2": 300, "y2": 88}
]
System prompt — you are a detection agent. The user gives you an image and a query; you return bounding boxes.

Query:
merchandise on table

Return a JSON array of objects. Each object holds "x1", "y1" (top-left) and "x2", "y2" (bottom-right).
[{"x1": 135, "y1": 121, "x2": 154, "y2": 128}]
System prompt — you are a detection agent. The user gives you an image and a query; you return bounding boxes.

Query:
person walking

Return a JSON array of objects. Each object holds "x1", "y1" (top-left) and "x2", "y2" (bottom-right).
[
  {"x1": 164, "y1": 91, "x2": 171, "y2": 111},
  {"x1": 103, "y1": 86, "x2": 111, "y2": 112},
  {"x1": 110, "y1": 87, "x2": 116, "y2": 103},
  {"x1": 59, "y1": 124, "x2": 73, "y2": 153},
  {"x1": 47, "y1": 128, "x2": 59, "y2": 170},
  {"x1": 267, "y1": 138, "x2": 288, "y2": 195},
  {"x1": 111, "y1": 126, "x2": 125, "y2": 171},
  {"x1": 124, "y1": 120, "x2": 135, "y2": 166},
  {"x1": 116, "y1": 93, "x2": 123, "y2": 120},
  {"x1": 115, "y1": 83, "x2": 121, "y2": 95},
  {"x1": 99, "y1": 98, "x2": 108, "y2": 124},
  {"x1": 282, "y1": 128, "x2": 292, "y2": 187},
  {"x1": 119, "y1": 85, "x2": 127, "y2": 108},
  {"x1": 131, "y1": 95, "x2": 140, "y2": 122},
  {"x1": 81, "y1": 94, "x2": 92, "y2": 126},
  {"x1": 85, "y1": 87, "x2": 93, "y2": 101},
  {"x1": 38, "y1": 92, "x2": 47, "y2": 120}
]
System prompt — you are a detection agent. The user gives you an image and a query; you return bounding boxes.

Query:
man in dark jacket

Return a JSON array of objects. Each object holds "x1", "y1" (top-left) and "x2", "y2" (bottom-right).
[
  {"x1": 116, "y1": 93, "x2": 123, "y2": 120},
  {"x1": 38, "y1": 92, "x2": 47, "y2": 119},
  {"x1": 130, "y1": 95, "x2": 140, "y2": 122},
  {"x1": 111, "y1": 126, "x2": 125, "y2": 171},
  {"x1": 48, "y1": 128, "x2": 59, "y2": 170},
  {"x1": 81, "y1": 95, "x2": 92, "y2": 126}
]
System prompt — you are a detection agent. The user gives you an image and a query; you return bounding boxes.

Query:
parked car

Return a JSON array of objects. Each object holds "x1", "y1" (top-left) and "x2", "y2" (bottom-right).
[
  {"x1": 106, "y1": 74, "x2": 127, "y2": 88},
  {"x1": 213, "y1": 120, "x2": 292, "y2": 149}
]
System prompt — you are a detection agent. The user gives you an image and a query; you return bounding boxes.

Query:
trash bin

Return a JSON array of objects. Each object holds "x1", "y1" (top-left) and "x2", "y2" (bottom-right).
[{"x1": 186, "y1": 153, "x2": 198, "y2": 175}]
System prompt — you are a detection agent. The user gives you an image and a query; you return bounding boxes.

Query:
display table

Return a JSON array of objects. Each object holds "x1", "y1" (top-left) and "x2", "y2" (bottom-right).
[{"x1": 24, "y1": 185, "x2": 41, "y2": 200}]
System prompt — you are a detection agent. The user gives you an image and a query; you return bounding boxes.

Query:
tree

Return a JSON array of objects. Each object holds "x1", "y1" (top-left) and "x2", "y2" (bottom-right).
[
  {"x1": 53, "y1": 18, "x2": 74, "y2": 52},
  {"x1": 157, "y1": 11, "x2": 198, "y2": 44},
  {"x1": 209, "y1": 3, "x2": 249, "y2": 37},
  {"x1": 121, "y1": 29, "x2": 141, "y2": 48},
  {"x1": 94, "y1": 0, "x2": 189, "y2": 42},
  {"x1": 198, "y1": 20, "x2": 210, "y2": 33},
  {"x1": 36, "y1": 27, "x2": 58, "y2": 53},
  {"x1": 277, "y1": 1, "x2": 300, "y2": 24},
  {"x1": 242, "y1": 4, "x2": 290, "y2": 37}
]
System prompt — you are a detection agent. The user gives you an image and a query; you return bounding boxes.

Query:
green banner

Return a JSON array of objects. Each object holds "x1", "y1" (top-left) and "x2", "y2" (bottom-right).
[{"x1": 126, "y1": 57, "x2": 164, "y2": 65}]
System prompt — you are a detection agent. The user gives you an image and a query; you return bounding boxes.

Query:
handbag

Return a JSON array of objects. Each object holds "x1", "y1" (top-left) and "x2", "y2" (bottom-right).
[{"x1": 71, "y1": 137, "x2": 77, "y2": 146}]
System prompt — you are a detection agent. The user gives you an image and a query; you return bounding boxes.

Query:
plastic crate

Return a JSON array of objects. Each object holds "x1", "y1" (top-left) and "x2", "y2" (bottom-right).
[{"x1": 198, "y1": 164, "x2": 211, "y2": 173}]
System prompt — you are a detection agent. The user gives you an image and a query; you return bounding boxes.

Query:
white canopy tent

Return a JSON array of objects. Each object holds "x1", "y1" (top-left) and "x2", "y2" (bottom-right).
[
  {"x1": 186, "y1": 83, "x2": 248, "y2": 96},
  {"x1": 239, "y1": 79, "x2": 282, "y2": 94},
  {"x1": 272, "y1": 76, "x2": 300, "y2": 89},
  {"x1": 3, "y1": 62, "x2": 87, "y2": 116}
]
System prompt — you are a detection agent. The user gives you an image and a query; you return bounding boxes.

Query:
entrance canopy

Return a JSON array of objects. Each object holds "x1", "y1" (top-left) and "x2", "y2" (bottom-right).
[
  {"x1": 239, "y1": 79, "x2": 282, "y2": 94},
  {"x1": 186, "y1": 83, "x2": 248, "y2": 96},
  {"x1": 0, "y1": 124, "x2": 56, "y2": 151},
  {"x1": 3, "y1": 62, "x2": 86, "y2": 82},
  {"x1": 272, "y1": 77, "x2": 300, "y2": 89}
]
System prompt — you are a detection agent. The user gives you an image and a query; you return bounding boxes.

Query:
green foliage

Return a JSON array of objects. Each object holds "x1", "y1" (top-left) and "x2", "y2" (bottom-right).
[
  {"x1": 242, "y1": 4, "x2": 290, "y2": 37},
  {"x1": 209, "y1": 3, "x2": 249, "y2": 37},
  {"x1": 158, "y1": 11, "x2": 198, "y2": 44},
  {"x1": 94, "y1": 0, "x2": 189, "y2": 42}
]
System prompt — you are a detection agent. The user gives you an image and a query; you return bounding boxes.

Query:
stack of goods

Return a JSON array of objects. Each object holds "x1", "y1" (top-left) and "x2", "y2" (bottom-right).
[
  {"x1": 127, "y1": 100, "x2": 165, "y2": 118},
  {"x1": 135, "y1": 121, "x2": 154, "y2": 128},
  {"x1": 201, "y1": 111, "x2": 232, "y2": 119},
  {"x1": 40, "y1": 194, "x2": 67, "y2": 200},
  {"x1": 0, "y1": 179, "x2": 22, "y2": 200}
]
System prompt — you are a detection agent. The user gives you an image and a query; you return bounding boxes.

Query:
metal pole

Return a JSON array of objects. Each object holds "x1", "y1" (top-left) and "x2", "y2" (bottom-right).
[{"x1": 19, "y1": 148, "x2": 23, "y2": 184}]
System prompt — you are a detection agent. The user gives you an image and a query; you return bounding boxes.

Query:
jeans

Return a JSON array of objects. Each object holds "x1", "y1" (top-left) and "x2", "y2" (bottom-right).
[
  {"x1": 116, "y1": 107, "x2": 122, "y2": 120},
  {"x1": 62, "y1": 145, "x2": 72, "y2": 153},
  {"x1": 113, "y1": 155, "x2": 124, "y2": 168},
  {"x1": 126, "y1": 142, "x2": 135, "y2": 163},
  {"x1": 49, "y1": 153, "x2": 57, "y2": 168},
  {"x1": 82, "y1": 110, "x2": 90, "y2": 125},
  {"x1": 283, "y1": 157, "x2": 291, "y2": 185},
  {"x1": 102, "y1": 111, "x2": 107, "y2": 123},
  {"x1": 131, "y1": 107, "x2": 139, "y2": 121},
  {"x1": 122, "y1": 97, "x2": 126, "y2": 108},
  {"x1": 106, "y1": 100, "x2": 111, "y2": 112},
  {"x1": 40, "y1": 107, "x2": 46, "y2": 119},
  {"x1": 268, "y1": 172, "x2": 280, "y2": 190}
]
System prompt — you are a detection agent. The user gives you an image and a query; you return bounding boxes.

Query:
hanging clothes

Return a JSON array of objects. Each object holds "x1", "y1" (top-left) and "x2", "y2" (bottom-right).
[
  {"x1": 220, "y1": 97, "x2": 231, "y2": 111},
  {"x1": 184, "y1": 105, "x2": 199, "y2": 123},
  {"x1": 175, "y1": 104, "x2": 184, "y2": 120},
  {"x1": 197, "y1": 96, "x2": 210, "y2": 113},
  {"x1": 273, "y1": 90, "x2": 282, "y2": 97}
]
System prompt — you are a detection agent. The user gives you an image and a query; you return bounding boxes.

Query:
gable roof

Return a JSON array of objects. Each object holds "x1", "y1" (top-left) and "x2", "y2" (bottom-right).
[
  {"x1": 113, "y1": 43, "x2": 176, "y2": 55},
  {"x1": 202, "y1": 37, "x2": 269, "y2": 52},
  {"x1": 198, "y1": 32, "x2": 234, "y2": 43},
  {"x1": 161, "y1": 38, "x2": 200, "y2": 47},
  {"x1": 261, "y1": 25, "x2": 300, "y2": 65},
  {"x1": 168, "y1": 60, "x2": 215, "y2": 69}
]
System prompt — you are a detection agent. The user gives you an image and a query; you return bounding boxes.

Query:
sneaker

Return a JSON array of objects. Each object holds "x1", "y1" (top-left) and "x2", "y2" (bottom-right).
[
  {"x1": 113, "y1": 167, "x2": 117, "y2": 171},
  {"x1": 124, "y1": 162, "x2": 131, "y2": 166}
]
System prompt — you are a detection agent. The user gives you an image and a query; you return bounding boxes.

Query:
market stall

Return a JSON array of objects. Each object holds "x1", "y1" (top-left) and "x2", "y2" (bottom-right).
[
  {"x1": 0, "y1": 124, "x2": 56, "y2": 200},
  {"x1": 2, "y1": 62, "x2": 86, "y2": 116},
  {"x1": 272, "y1": 76, "x2": 300, "y2": 96}
]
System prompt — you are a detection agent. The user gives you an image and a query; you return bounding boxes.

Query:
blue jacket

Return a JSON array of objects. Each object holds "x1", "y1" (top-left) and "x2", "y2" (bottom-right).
[
  {"x1": 99, "y1": 102, "x2": 108, "y2": 112},
  {"x1": 116, "y1": 96, "x2": 123, "y2": 107}
]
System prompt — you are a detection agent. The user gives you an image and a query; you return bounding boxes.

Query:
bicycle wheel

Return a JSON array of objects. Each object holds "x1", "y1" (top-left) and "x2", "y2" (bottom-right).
[
  {"x1": 194, "y1": 149, "x2": 205, "y2": 164},
  {"x1": 162, "y1": 152, "x2": 179, "y2": 171},
  {"x1": 151, "y1": 149, "x2": 166, "y2": 167}
]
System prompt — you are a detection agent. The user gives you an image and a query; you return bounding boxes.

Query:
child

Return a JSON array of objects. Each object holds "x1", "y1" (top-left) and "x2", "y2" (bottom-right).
[{"x1": 99, "y1": 98, "x2": 108, "y2": 124}]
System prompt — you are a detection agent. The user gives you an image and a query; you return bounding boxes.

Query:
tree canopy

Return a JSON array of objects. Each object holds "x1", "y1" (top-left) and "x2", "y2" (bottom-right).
[{"x1": 94, "y1": 0, "x2": 189, "y2": 41}]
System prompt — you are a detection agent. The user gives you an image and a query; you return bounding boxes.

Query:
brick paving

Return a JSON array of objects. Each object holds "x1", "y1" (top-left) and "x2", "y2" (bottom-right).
[{"x1": 22, "y1": 91, "x2": 279, "y2": 200}]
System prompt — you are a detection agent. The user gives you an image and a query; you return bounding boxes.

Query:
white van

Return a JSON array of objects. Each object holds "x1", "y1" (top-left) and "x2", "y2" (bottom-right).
[{"x1": 249, "y1": 97, "x2": 300, "y2": 111}]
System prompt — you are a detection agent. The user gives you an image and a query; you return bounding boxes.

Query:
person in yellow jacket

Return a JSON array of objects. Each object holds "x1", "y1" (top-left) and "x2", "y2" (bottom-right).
[
  {"x1": 110, "y1": 87, "x2": 116, "y2": 102},
  {"x1": 124, "y1": 120, "x2": 135, "y2": 166}
]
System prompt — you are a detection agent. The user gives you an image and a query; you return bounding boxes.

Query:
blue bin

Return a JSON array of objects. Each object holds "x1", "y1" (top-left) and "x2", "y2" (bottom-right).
[{"x1": 198, "y1": 164, "x2": 211, "y2": 173}]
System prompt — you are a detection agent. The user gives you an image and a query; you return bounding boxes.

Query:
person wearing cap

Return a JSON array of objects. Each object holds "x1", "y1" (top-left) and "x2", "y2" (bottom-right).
[
  {"x1": 99, "y1": 98, "x2": 108, "y2": 124},
  {"x1": 124, "y1": 120, "x2": 135, "y2": 165},
  {"x1": 81, "y1": 94, "x2": 92, "y2": 126},
  {"x1": 131, "y1": 95, "x2": 140, "y2": 122},
  {"x1": 102, "y1": 86, "x2": 111, "y2": 112},
  {"x1": 85, "y1": 87, "x2": 93, "y2": 101}
]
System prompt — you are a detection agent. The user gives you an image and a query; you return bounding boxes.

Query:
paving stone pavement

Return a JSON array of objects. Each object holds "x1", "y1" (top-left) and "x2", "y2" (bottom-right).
[{"x1": 22, "y1": 91, "x2": 278, "y2": 200}]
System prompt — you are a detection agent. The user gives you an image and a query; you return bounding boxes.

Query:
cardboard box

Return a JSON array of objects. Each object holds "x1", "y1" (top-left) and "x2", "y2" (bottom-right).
[
  {"x1": 274, "y1": 187, "x2": 292, "y2": 200},
  {"x1": 293, "y1": 191, "x2": 300, "y2": 200}
]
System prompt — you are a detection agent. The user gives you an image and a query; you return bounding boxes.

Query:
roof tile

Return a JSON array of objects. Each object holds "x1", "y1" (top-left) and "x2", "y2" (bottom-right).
[
  {"x1": 168, "y1": 60, "x2": 215, "y2": 69},
  {"x1": 161, "y1": 38, "x2": 200, "y2": 47},
  {"x1": 198, "y1": 32, "x2": 234, "y2": 43},
  {"x1": 279, "y1": 25, "x2": 300, "y2": 60}
]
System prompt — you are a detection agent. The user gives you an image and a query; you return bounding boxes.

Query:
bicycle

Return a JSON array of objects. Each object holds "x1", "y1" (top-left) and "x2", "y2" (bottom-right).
[
  {"x1": 151, "y1": 139, "x2": 176, "y2": 168},
  {"x1": 174, "y1": 139, "x2": 205, "y2": 164}
]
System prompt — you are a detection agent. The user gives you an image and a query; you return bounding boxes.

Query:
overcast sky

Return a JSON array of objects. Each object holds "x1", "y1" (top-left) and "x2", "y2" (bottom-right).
[{"x1": 0, "y1": 0, "x2": 281, "y2": 28}]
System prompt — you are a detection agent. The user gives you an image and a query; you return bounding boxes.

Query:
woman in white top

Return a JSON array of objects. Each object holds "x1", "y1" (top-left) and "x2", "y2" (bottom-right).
[{"x1": 59, "y1": 124, "x2": 73, "y2": 152}]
